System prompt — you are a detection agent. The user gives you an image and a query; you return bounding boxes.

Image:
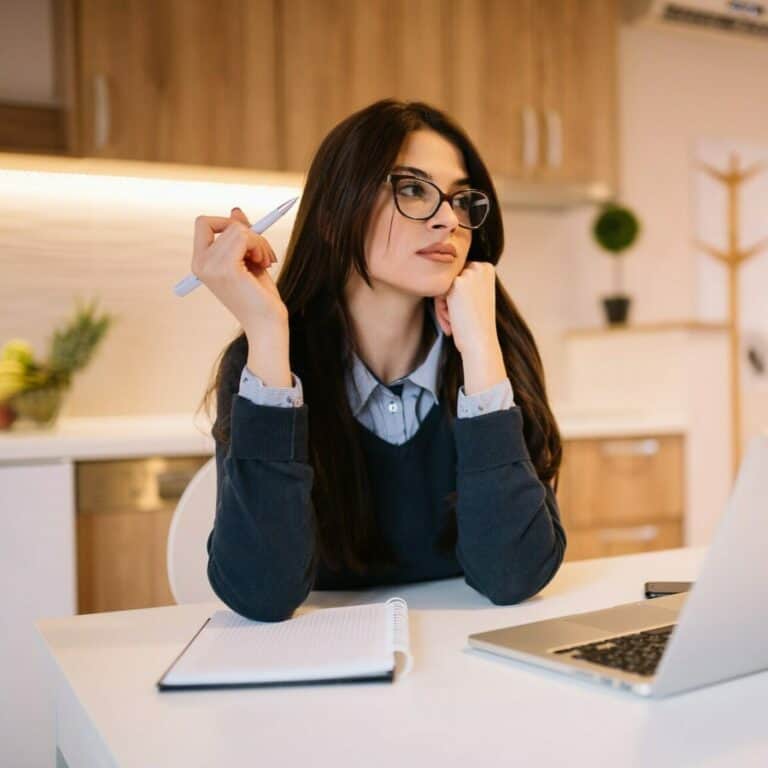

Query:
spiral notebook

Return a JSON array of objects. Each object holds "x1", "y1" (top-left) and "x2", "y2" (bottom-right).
[{"x1": 157, "y1": 597, "x2": 412, "y2": 691}]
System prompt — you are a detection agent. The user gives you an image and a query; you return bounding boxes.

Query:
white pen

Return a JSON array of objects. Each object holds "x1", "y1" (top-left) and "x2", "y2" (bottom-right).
[{"x1": 173, "y1": 196, "x2": 299, "y2": 297}]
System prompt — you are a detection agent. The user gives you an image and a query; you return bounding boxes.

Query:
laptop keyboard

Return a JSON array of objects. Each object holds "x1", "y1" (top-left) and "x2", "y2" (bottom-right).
[{"x1": 553, "y1": 624, "x2": 676, "y2": 678}]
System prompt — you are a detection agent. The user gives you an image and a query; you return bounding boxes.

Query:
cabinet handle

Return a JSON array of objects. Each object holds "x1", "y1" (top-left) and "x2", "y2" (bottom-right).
[
  {"x1": 598, "y1": 525, "x2": 660, "y2": 543},
  {"x1": 93, "y1": 74, "x2": 111, "y2": 150},
  {"x1": 545, "y1": 110, "x2": 562, "y2": 168},
  {"x1": 521, "y1": 106, "x2": 539, "y2": 170},
  {"x1": 600, "y1": 439, "x2": 660, "y2": 457}
]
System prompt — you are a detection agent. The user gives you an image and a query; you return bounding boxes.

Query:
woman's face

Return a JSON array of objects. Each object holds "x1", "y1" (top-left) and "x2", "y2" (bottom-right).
[{"x1": 362, "y1": 129, "x2": 473, "y2": 299}]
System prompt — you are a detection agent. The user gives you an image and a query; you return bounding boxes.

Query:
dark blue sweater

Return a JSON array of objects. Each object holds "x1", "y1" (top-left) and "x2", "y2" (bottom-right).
[{"x1": 207, "y1": 395, "x2": 566, "y2": 621}]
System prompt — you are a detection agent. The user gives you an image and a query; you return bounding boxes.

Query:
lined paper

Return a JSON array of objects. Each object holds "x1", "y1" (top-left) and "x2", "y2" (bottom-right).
[{"x1": 160, "y1": 601, "x2": 406, "y2": 687}]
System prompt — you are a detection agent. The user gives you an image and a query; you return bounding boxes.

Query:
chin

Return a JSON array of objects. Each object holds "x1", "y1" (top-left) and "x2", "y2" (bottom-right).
[{"x1": 392, "y1": 276, "x2": 453, "y2": 299}]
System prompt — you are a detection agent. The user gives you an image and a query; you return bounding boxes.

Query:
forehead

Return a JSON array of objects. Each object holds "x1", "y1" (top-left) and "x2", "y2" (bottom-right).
[{"x1": 394, "y1": 129, "x2": 469, "y2": 185}]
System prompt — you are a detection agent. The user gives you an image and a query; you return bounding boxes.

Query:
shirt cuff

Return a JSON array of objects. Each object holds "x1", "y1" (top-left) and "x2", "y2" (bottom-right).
[
  {"x1": 457, "y1": 378, "x2": 515, "y2": 419},
  {"x1": 238, "y1": 366, "x2": 304, "y2": 408}
]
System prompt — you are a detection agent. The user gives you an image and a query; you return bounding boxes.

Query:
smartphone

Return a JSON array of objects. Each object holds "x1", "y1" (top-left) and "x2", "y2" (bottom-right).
[{"x1": 644, "y1": 581, "x2": 694, "y2": 599}]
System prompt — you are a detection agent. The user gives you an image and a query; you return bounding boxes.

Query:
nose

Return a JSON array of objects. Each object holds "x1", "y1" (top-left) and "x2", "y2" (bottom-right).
[{"x1": 428, "y1": 198, "x2": 459, "y2": 230}]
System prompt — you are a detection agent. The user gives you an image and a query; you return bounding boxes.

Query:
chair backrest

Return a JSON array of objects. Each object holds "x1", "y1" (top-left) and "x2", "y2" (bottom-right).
[{"x1": 166, "y1": 457, "x2": 221, "y2": 604}]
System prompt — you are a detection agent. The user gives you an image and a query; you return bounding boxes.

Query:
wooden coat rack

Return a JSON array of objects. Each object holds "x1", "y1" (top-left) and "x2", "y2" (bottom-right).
[{"x1": 695, "y1": 152, "x2": 768, "y2": 476}]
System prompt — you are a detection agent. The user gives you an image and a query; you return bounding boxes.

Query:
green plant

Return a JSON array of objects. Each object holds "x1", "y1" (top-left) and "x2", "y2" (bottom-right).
[
  {"x1": 0, "y1": 300, "x2": 114, "y2": 416},
  {"x1": 46, "y1": 300, "x2": 114, "y2": 388},
  {"x1": 592, "y1": 203, "x2": 640, "y2": 295}
]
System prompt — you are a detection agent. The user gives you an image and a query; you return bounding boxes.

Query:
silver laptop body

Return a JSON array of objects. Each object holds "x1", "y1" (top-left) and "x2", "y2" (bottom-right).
[{"x1": 468, "y1": 434, "x2": 768, "y2": 697}]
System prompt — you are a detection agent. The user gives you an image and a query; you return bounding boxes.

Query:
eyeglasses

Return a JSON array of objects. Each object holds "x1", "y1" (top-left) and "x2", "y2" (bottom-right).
[{"x1": 386, "y1": 173, "x2": 490, "y2": 229}]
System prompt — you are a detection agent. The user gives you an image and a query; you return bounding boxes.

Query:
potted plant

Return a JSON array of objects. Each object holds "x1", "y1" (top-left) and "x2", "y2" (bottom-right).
[
  {"x1": 592, "y1": 203, "x2": 641, "y2": 325},
  {"x1": 0, "y1": 300, "x2": 113, "y2": 428}
]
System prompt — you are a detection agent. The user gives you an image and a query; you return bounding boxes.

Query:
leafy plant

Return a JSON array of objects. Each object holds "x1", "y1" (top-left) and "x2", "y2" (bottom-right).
[
  {"x1": 0, "y1": 300, "x2": 114, "y2": 403},
  {"x1": 47, "y1": 300, "x2": 114, "y2": 387},
  {"x1": 592, "y1": 204, "x2": 640, "y2": 295}
]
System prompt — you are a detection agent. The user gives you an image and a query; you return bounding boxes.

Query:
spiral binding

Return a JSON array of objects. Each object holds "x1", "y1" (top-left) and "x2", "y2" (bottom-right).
[{"x1": 386, "y1": 597, "x2": 413, "y2": 678}]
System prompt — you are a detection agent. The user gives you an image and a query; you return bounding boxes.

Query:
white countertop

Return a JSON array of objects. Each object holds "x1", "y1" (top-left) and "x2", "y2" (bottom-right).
[
  {"x1": 554, "y1": 405, "x2": 686, "y2": 439},
  {"x1": 0, "y1": 407, "x2": 686, "y2": 463},
  {"x1": 0, "y1": 413, "x2": 215, "y2": 463}
]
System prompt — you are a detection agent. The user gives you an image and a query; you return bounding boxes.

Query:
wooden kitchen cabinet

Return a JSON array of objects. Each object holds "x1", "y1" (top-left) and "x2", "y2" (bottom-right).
[
  {"x1": 76, "y1": 456, "x2": 208, "y2": 614},
  {"x1": 557, "y1": 435, "x2": 685, "y2": 561},
  {"x1": 278, "y1": 0, "x2": 452, "y2": 172},
  {"x1": 528, "y1": 0, "x2": 618, "y2": 187},
  {"x1": 74, "y1": 0, "x2": 280, "y2": 168},
  {"x1": 446, "y1": 0, "x2": 533, "y2": 178},
  {"x1": 60, "y1": 0, "x2": 617, "y2": 190},
  {"x1": 446, "y1": 0, "x2": 617, "y2": 187}
]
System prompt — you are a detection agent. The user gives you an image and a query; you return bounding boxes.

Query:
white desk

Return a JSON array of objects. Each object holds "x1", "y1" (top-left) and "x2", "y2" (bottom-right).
[{"x1": 37, "y1": 548, "x2": 768, "y2": 767}]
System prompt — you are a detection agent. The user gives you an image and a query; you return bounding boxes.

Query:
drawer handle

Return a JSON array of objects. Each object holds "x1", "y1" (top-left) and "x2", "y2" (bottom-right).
[
  {"x1": 521, "y1": 105, "x2": 539, "y2": 170},
  {"x1": 545, "y1": 110, "x2": 562, "y2": 168},
  {"x1": 598, "y1": 525, "x2": 659, "y2": 543},
  {"x1": 600, "y1": 439, "x2": 660, "y2": 457},
  {"x1": 93, "y1": 74, "x2": 111, "y2": 150}
]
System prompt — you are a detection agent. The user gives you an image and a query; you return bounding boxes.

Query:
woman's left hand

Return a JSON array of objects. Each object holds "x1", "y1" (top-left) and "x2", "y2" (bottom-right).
[
  {"x1": 434, "y1": 261, "x2": 500, "y2": 358},
  {"x1": 434, "y1": 261, "x2": 507, "y2": 394}
]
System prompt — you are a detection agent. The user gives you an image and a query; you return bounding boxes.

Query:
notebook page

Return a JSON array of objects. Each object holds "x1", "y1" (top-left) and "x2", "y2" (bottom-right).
[{"x1": 162, "y1": 602, "x2": 395, "y2": 686}]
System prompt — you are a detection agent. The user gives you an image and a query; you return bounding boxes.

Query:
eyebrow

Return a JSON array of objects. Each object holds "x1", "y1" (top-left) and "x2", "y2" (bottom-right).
[{"x1": 391, "y1": 165, "x2": 472, "y2": 188}]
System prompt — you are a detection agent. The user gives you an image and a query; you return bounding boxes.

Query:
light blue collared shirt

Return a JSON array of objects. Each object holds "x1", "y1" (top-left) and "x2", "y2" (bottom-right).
[{"x1": 238, "y1": 306, "x2": 515, "y2": 445}]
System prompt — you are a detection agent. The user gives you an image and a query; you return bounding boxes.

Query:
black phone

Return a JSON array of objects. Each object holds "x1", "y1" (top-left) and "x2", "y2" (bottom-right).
[{"x1": 644, "y1": 581, "x2": 693, "y2": 599}]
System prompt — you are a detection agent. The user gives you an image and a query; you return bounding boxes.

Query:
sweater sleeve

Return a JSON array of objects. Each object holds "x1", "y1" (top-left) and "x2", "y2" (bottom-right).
[
  {"x1": 206, "y1": 394, "x2": 317, "y2": 621},
  {"x1": 453, "y1": 406, "x2": 566, "y2": 605}
]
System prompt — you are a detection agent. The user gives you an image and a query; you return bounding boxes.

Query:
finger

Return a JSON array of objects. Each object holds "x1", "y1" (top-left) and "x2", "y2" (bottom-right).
[
  {"x1": 204, "y1": 222, "x2": 269, "y2": 278},
  {"x1": 230, "y1": 206, "x2": 252, "y2": 228},
  {"x1": 250, "y1": 247, "x2": 271, "y2": 271},
  {"x1": 248, "y1": 240, "x2": 277, "y2": 270},
  {"x1": 193, "y1": 215, "x2": 232, "y2": 253}
]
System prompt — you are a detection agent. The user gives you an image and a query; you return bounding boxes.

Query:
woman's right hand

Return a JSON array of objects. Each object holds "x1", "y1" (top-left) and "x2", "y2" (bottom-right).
[{"x1": 191, "y1": 207, "x2": 289, "y2": 332}]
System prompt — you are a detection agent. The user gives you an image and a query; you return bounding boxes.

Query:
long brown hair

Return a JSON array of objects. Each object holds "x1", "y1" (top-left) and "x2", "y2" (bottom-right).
[{"x1": 203, "y1": 98, "x2": 561, "y2": 574}]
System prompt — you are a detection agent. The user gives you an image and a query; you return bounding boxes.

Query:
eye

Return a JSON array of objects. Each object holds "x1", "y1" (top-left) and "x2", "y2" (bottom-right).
[
  {"x1": 397, "y1": 180, "x2": 429, "y2": 198},
  {"x1": 454, "y1": 192, "x2": 472, "y2": 210}
]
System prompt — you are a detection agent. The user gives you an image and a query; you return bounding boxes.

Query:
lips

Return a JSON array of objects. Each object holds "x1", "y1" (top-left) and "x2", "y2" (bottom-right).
[{"x1": 416, "y1": 242, "x2": 457, "y2": 262}]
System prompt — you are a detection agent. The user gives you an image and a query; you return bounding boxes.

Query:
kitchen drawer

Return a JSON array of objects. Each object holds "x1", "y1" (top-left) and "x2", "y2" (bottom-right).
[
  {"x1": 557, "y1": 435, "x2": 684, "y2": 528},
  {"x1": 76, "y1": 456, "x2": 209, "y2": 613},
  {"x1": 77, "y1": 457, "x2": 207, "y2": 513},
  {"x1": 564, "y1": 521, "x2": 683, "y2": 561}
]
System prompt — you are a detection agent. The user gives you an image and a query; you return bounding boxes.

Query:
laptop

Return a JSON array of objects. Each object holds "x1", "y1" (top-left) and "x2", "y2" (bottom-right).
[{"x1": 468, "y1": 434, "x2": 768, "y2": 697}]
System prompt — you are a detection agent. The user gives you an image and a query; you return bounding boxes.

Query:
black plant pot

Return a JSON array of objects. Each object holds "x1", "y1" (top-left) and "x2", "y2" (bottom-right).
[{"x1": 602, "y1": 295, "x2": 631, "y2": 325}]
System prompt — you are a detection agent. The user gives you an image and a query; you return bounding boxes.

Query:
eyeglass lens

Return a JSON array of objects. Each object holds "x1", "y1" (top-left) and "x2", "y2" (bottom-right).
[{"x1": 393, "y1": 178, "x2": 489, "y2": 228}]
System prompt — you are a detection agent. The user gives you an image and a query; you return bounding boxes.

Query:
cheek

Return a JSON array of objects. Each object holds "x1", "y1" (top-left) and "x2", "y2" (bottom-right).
[
  {"x1": 366, "y1": 216, "x2": 412, "y2": 273},
  {"x1": 365, "y1": 200, "x2": 398, "y2": 267}
]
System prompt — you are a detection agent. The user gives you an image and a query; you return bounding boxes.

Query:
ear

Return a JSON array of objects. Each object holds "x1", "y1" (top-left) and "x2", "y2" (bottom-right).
[{"x1": 433, "y1": 295, "x2": 452, "y2": 336}]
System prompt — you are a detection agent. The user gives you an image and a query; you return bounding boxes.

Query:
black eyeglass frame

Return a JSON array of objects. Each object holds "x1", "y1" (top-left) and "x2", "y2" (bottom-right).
[{"x1": 385, "y1": 173, "x2": 490, "y2": 230}]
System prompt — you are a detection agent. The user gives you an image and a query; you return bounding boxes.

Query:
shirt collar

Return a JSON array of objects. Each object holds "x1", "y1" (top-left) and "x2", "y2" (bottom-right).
[{"x1": 346, "y1": 302, "x2": 445, "y2": 417}]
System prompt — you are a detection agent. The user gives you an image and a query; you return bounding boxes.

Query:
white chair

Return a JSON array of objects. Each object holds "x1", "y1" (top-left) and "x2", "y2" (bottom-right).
[{"x1": 166, "y1": 457, "x2": 221, "y2": 604}]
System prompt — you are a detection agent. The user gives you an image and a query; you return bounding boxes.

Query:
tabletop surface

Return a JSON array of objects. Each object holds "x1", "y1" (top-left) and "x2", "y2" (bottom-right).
[{"x1": 37, "y1": 547, "x2": 768, "y2": 768}]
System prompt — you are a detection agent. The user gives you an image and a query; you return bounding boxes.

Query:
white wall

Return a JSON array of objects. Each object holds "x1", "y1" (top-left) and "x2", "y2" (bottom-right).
[{"x1": 565, "y1": 23, "x2": 768, "y2": 331}]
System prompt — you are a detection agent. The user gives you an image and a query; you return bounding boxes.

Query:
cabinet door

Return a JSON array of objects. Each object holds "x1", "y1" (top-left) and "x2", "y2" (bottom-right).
[
  {"x1": 77, "y1": 507, "x2": 157, "y2": 612},
  {"x1": 278, "y1": 0, "x2": 452, "y2": 172},
  {"x1": 557, "y1": 435, "x2": 685, "y2": 561},
  {"x1": 0, "y1": 461, "x2": 75, "y2": 768},
  {"x1": 446, "y1": 0, "x2": 533, "y2": 178},
  {"x1": 530, "y1": 0, "x2": 618, "y2": 186},
  {"x1": 76, "y1": 456, "x2": 208, "y2": 613},
  {"x1": 77, "y1": 0, "x2": 279, "y2": 168}
]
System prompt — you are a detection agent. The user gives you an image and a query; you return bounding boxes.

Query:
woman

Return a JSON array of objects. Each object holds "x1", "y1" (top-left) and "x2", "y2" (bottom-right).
[{"x1": 195, "y1": 99, "x2": 566, "y2": 622}]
